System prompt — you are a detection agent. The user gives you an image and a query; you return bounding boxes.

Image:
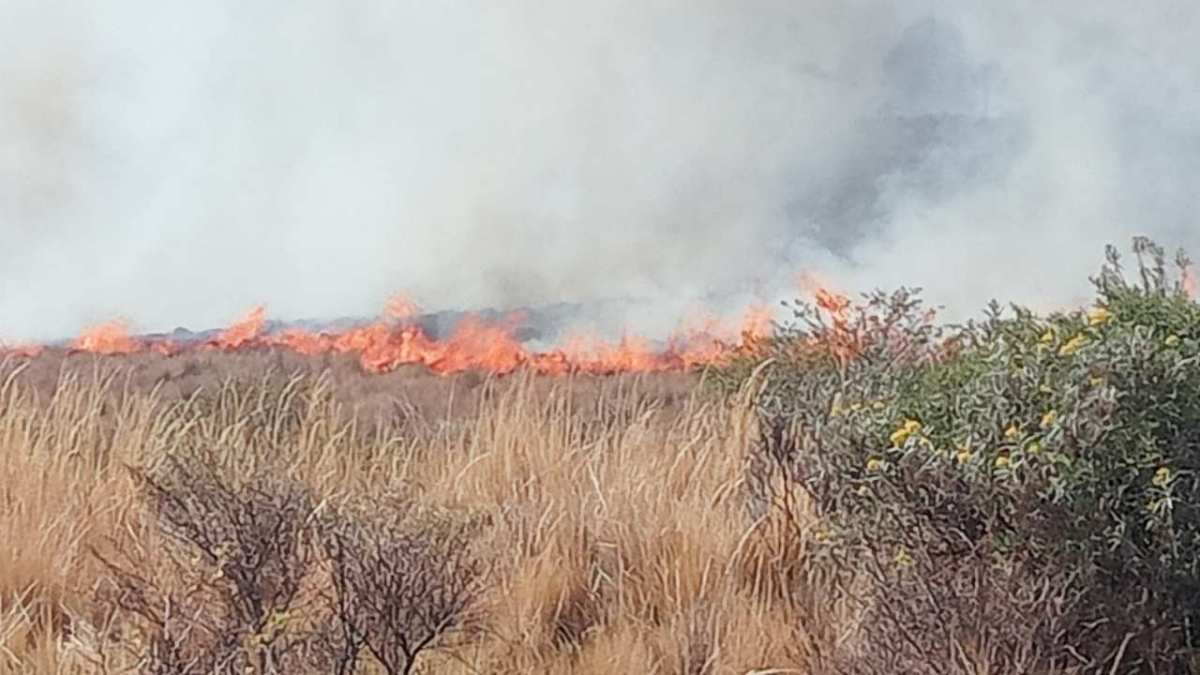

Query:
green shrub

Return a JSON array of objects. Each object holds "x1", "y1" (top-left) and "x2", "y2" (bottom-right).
[{"x1": 739, "y1": 237, "x2": 1200, "y2": 673}]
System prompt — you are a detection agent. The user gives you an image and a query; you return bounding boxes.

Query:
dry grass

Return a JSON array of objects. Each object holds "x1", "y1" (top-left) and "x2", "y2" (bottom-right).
[{"x1": 0, "y1": 352, "x2": 851, "y2": 674}]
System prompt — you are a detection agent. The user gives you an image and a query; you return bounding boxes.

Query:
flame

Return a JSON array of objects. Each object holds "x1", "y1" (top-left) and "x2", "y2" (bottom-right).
[
  {"x1": 272, "y1": 329, "x2": 337, "y2": 356},
  {"x1": 555, "y1": 333, "x2": 669, "y2": 373},
  {"x1": 72, "y1": 320, "x2": 140, "y2": 355},
  {"x1": 150, "y1": 340, "x2": 183, "y2": 356},
  {"x1": 383, "y1": 295, "x2": 420, "y2": 322},
  {"x1": 791, "y1": 272, "x2": 865, "y2": 365},
  {"x1": 819, "y1": 293, "x2": 861, "y2": 365},
  {"x1": 740, "y1": 303, "x2": 774, "y2": 341},
  {"x1": 20, "y1": 290, "x2": 837, "y2": 376},
  {"x1": 214, "y1": 305, "x2": 266, "y2": 349}
]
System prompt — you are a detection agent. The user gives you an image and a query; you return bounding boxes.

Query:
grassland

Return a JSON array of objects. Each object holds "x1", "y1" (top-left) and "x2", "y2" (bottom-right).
[
  {"x1": 0, "y1": 349, "x2": 835, "y2": 674},
  {"x1": 10, "y1": 240, "x2": 1198, "y2": 674}
]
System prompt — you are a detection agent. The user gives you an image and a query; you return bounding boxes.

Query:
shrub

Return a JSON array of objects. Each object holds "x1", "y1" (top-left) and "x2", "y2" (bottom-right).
[
  {"x1": 740, "y1": 238, "x2": 1200, "y2": 673},
  {"x1": 94, "y1": 446, "x2": 488, "y2": 675},
  {"x1": 317, "y1": 495, "x2": 486, "y2": 675},
  {"x1": 95, "y1": 448, "x2": 322, "y2": 674}
]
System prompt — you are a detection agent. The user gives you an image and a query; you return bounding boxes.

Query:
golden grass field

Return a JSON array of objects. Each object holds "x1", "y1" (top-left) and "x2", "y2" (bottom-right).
[{"x1": 0, "y1": 350, "x2": 848, "y2": 674}]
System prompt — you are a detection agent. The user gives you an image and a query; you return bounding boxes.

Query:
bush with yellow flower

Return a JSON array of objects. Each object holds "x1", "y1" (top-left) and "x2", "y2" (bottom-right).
[{"x1": 733, "y1": 238, "x2": 1200, "y2": 671}]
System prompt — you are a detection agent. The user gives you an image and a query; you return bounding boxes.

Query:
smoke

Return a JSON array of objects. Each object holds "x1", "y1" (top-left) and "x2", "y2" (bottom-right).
[{"x1": 2, "y1": 1, "x2": 1199, "y2": 341}]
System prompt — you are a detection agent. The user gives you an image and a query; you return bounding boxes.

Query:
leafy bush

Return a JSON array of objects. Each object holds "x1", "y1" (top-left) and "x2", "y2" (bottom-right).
[{"x1": 739, "y1": 238, "x2": 1200, "y2": 673}]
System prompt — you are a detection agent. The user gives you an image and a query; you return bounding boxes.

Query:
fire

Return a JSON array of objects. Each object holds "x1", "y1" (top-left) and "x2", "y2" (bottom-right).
[
  {"x1": 556, "y1": 333, "x2": 669, "y2": 374},
  {"x1": 791, "y1": 271, "x2": 865, "y2": 365},
  {"x1": 430, "y1": 315, "x2": 525, "y2": 374},
  {"x1": 383, "y1": 295, "x2": 420, "y2": 322},
  {"x1": 817, "y1": 290, "x2": 861, "y2": 366},
  {"x1": 16, "y1": 287, "x2": 863, "y2": 376},
  {"x1": 72, "y1": 320, "x2": 140, "y2": 355},
  {"x1": 150, "y1": 340, "x2": 183, "y2": 357},
  {"x1": 213, "y1": 305, "x2": 266, "y2": 349},
  {"x1": 740, "y1": 304, "x2": 774, "y2": 342}
]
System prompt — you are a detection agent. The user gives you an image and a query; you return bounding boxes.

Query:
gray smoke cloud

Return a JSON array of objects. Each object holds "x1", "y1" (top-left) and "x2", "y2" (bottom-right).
[{"x1": 2, "y1": 1, "x2": 1198, "y2": 342}]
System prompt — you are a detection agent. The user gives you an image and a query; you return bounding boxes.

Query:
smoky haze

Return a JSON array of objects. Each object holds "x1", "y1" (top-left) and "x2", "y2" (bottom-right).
[{"x1": 2, "y1": 1, "x2": 1199, "y2": 342}]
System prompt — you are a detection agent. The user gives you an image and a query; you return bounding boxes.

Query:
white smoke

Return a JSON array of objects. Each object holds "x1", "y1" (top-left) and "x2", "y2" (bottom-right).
[{"x1": 2, "y1": 1, "x2": 1198, "y2": 341}]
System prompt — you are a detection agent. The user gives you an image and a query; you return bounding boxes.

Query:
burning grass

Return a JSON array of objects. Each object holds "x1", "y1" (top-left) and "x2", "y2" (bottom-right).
[
  {"x1": 6, "y1": 297, "x2": 774, "y2": 377},
  {"x1": 0, "y1": 354, "x2": 840, "y2": 674}
]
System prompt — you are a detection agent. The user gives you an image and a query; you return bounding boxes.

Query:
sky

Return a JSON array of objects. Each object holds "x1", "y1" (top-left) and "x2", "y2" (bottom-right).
[{"x1": 2, "y1": 1, "x2": 1199, "y2": 341}]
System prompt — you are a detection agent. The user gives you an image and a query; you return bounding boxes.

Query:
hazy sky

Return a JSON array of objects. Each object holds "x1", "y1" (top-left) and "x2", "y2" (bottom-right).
[{"x1": 2, "y1": 1, "x2": 1199, "y2": 341}]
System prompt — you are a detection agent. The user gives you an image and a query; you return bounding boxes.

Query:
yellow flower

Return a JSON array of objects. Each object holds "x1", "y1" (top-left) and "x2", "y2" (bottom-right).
[
  {"x1": 1165, "y1": 334, "x2": 1181, "y2": 347},
  {"x1": 1153, "y1": 467, "x2": 1172, "y2": 488},
  {"x1": 894, "y1": 548, "x2": 914, "y2": 567},
  {"x1": 866, "y1": 457, "x2": 883, "y2": 472},
  {"x1": 889, "y1": 419, "x2": 921, "y2": 447},
  {"x1": 956, "y1": 449, "x2": 973, "y2": 464},
  {"x1": 1087, "y1": 306, "x2": 1112, "y2": 326},
  {"x1": 1026, "y1": 441, "x2": 1041, "y2": 454},
  {"x1": 1059, "y1": 334, "x2": 1088, "y2": 356},
  {"x1": 1004, "y1": 423, "x2": 1020, "y2": 440},
  {"x1": 1089, "y1": 376, "x2": 1105, "y2": 387},
  {"x1": 994, "y1": 455, "x2": 1011, "y2": 469},
  {"x1": 1039, "y1": 329, "x2": 1055, "y2": 344},
  {"x1": 1040, "y1": 410, "x2": 1057, "y2": 429}
]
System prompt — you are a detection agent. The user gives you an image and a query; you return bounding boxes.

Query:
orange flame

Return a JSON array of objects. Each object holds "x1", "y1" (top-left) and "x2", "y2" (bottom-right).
[
  {"x1": 150, "y1": 340, "x2": 183, "y2": 356},
  {"x1": 72, "y1": 320, "x2": 140, "y2": 355},
  {"x1": 214, "y1": 305, "x2": 266, "y2": 349},
  {"x1": 740, "y1": 304, "x2": 774, "y2": 340},
  {"x1": 28, "y1": 291, "x2": 832, "y2": 376},
  {"x1": 383, "y1": 295, "x2": 420, "y2": 323},
  {"x1": 792, "y1": 272, "x2": 865, "y2": 365}
]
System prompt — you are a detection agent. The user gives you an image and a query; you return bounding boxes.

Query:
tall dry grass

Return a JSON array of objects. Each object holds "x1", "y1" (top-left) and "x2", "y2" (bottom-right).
[{"x1": 0, "y1": 353, "x2": 853, "y2": 674}]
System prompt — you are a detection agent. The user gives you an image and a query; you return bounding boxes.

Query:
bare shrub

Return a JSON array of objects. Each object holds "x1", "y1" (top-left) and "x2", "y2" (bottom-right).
[
  {"x1": 317, "y1": 495, "x2": 486, "y2": 675},
  {"x1": 94, "y1": 447, "x2": 320, "y2": 674}
]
